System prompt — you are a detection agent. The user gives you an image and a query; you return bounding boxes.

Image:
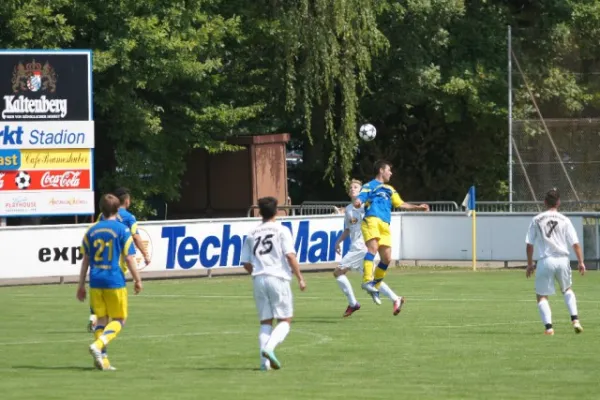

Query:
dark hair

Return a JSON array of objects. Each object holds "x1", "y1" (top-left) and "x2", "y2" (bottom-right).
[
  {"x1": 545, "y1": 188, "x2": 560, "y2": 208},
  {"x1": 258, "y1": 196, "x2": 278, "y2": 220},
  {"x1": 373, "y1": 160, "x2": 392, "y2": 175},
  {"x1": 100, "y1": 194, "x2": 121, "y2": 218},
  {"x1": 113, "y1": 187, "x2": 130, "y2": 204}
]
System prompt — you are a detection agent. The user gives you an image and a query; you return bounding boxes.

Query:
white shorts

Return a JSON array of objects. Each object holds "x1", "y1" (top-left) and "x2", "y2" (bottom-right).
[
  {"x1": 253, "y1": 275, "x2": 293, "y2": 321},
  {"x1": 340, "y1": 249, "x2": 367, "y2": 271},
  {"x1": 535, "y1": 256, "x2": 572, "y2": 296}
]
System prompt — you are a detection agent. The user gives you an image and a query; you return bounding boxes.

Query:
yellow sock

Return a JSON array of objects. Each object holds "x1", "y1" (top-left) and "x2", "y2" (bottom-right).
[
  {"x1": 373, "y1": 262, "x2": 389, "y2": 289},
  {"x1": 93, "y1": 320, "x2": 123, "y2": 349},
  {"x1": 93, "y1": 325, "x2": 105, "y2": 342},
  {"x1": 362, "y1": 253, "x2": 376, "y2": 283}
]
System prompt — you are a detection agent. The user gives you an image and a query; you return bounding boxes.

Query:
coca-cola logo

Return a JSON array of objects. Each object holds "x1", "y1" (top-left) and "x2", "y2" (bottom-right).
[
  {"x1": 0, "y1": 173, "x2": 4, "y2": 189},
  {"x1": 41, "y1": 171, "x2": 81, "y2": 188}
]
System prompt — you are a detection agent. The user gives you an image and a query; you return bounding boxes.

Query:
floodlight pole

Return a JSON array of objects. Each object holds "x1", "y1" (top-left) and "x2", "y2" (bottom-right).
[{"x1": 508, "y1": 25, "x2": 513, "y2": 212}]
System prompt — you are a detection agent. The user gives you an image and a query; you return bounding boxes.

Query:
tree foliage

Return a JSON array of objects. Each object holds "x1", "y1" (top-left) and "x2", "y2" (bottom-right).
[{"x1": 1, "y1": 0, "x2": 599, "y2": 214}]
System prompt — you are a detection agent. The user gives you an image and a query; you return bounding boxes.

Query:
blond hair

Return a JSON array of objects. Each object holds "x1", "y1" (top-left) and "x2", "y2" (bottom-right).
[{"x1": 347, "y1": 179, "x2": 362, "y2": 195}]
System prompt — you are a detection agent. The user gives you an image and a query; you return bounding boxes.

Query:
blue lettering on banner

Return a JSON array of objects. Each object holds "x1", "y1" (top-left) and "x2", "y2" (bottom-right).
[
  {"x1": 0, "y1": 126, "x2": 24, "y2": 145},
  {"x1": 162, "y1": 221, "x2": 351, "y2": 269},
  {"x1": 29, "y1": 129, "x2": 86, "y2": 146}
]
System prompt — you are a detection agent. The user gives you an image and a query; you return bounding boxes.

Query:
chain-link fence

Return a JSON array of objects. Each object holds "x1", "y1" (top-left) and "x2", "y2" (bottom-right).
[{"x1": 509, "y1": 26, "x2": 600, "y2": 203}]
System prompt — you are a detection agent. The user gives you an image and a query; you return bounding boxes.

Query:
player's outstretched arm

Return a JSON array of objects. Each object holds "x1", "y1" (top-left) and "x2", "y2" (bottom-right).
[
  {"x1": 76, "y1": 254, "x2": 90, "y2": 301},
  {"x1": 398, "y1": 203, "x2": 429, "y2": 211},
  {"x1": 126, "y1": 255, "x2": 143, "y2": 294},
  {"x1": 525, "y1": 244, "x2": 535, "y2": 278},
  {"x1": 286, "y1": 253, "x2": 306, "y2": 291},
  {"x1": 572, "y1": 243, "x2": 586, "y2": 276}
]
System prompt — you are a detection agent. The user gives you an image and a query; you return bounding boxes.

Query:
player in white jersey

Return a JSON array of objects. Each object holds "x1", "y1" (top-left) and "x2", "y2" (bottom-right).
[
  {"x1": 241, "y1": 196, "x2": 306, "y2": 371},
  {"x1": 333, "y1": 179, "x2": 405, "y2": 317},
  {"x1": 525, "y1": 189, "x2": 585, "y2": 335}
]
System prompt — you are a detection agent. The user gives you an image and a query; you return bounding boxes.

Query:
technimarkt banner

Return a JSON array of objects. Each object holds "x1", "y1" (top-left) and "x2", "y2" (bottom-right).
[{"x1": 0, "y1": 215, "x2": 403, "y2": 279}]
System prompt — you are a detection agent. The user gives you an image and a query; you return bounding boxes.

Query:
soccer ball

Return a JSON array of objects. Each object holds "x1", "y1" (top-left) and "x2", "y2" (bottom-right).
[
  {"x1": 15, "y1": 171, "x2": 31, "y2": 189},
  {"x1": 359, "y1": 123, "x2": 377, "y2": 141}
]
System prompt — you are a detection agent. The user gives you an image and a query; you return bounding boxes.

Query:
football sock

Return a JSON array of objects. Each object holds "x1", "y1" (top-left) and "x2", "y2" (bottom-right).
[
  {"x1": 259, "y1": 325, "x2": 273, "y2": 366},
  {"x1": 563, "y1": 289, "x2": 578, "y2": 320},
  {"x1": 378, "y1": 282, "x2": 399, "y2": 302},
  {"x1": 93, "y1": 320, "x2": 123, "y2": 349},
  {"x1": 373, "y1": 262, "x2": 389, "y2": 289},
  {"x1": 94, "y1": 325, "x2": 106, "y2": 354},
  {"x1": 537, "y1": 299, "x2": 552, "y2": 327},
  {"x1": 362, "y1": 253, "x2": 376, "y2": 284},
  {"x1": 336, "y1": 275, "x2": 358, "y2": 306},
  {"x1": 264, "y1": 321, "x2": 290, "y2": 352}
]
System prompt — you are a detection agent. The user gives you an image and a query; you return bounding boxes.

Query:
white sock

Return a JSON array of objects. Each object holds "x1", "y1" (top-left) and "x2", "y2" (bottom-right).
[
  {"x1": 378, "y1": 282, "x2": 399, "y2": 302},
  {"x1": 336, "y1": 275, "x2": 358, "y2": 306},
  {"x1": 89, "y1": 314, "x2": 97, "y2": 322},
  {"x1": 259, "y1": 325, "x2": 272, "y2": 366},
  {"x1": 264, "y1": 321, "x2": 290, "y2": 352},
  {"x1": 563, "y1": 290, "x2": 579, "y2": 319},
  {"x1": 537, "y1": 299, "x2": 552, "y2": 326}
]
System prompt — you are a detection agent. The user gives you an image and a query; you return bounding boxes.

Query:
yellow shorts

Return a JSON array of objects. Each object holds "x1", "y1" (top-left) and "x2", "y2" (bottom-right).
[
  {"x1": 90, "y1": 288, "x2": 128, "y2": 319},
  {"x1": 361, "y1": 217, "x2": 392, "y2": 247}
]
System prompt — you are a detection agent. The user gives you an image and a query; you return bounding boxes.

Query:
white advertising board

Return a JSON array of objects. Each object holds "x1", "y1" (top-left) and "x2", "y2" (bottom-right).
[
  {"x1": 400, "y1": 214, "x2": 585, "y2": 261},
  {"x1": 0, "y1": 190, "x2": 94, "y2": 217},
  {"x1": 0, "y1": 214, "x2": 384, "y2": 279},
  {"x1": 0, "y1": 121, "x2": 94, "y2": 149},
  {"x1": 0, "y1": 213, "x2": 585, "y2": 280}
]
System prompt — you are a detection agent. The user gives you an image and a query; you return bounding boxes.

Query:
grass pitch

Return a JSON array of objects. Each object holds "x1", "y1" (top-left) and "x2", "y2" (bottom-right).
[{"x1": 1, "y1": 268, "x2": 598, "y2": 400}]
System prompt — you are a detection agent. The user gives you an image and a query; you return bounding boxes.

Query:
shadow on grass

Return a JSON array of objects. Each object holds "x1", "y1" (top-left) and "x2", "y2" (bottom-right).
[{"x1": 12, "y1": 365, "x2": 96, "y2": 371}]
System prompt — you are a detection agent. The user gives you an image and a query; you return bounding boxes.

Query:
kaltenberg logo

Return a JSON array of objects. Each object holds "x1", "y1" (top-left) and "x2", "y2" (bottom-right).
[{"x1": 3, "y1": 59, "x2": 68, "y2": 120}]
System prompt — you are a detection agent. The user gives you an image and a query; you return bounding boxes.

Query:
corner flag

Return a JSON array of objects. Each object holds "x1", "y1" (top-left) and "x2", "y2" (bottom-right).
[
  {"x1": 462, "y1": 186, "x2": 477, "y2": 271},
  {"x1": 462, "y1": 186, "x2": 476, "y2": 216}
]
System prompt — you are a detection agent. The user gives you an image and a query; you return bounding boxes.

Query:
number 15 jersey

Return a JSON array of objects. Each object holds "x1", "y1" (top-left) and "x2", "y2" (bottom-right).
[
  {"x1": 82, "y1": 219, "x2": 136, "y2": 289},
  {"x1": 240, "y1": 222, "x2": 296, "y2": 281},
  {"x1": 525, "y1": 210, "x2": 579, "y2": 259}
]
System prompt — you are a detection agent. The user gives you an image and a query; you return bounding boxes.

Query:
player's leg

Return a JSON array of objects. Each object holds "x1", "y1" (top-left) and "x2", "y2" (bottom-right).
[
  {"x1": 360, "y1": 218, "x2": 380, "y2": 293},
  {"x1": 378, "y1": 282, "x2": 405, "y2": 316},
  {"x1": 253, "y1": 275, "x2": 274, "y2": 370},
  {"x1": 373, "y1": 221, "x2": 393, "y2": 289},
  {"x1": 261, "y1": 276, "x2": 294, "y2": 370},
  {"x1": 88, "y1": 289, "x2": 109, "y2": 369},
  {"x1": 334, "y1": 267, "x2": 361, "y2": 316},
  {"x1": 534, "y1": 259, "x2": 555, "y2": 335},
  {"x1": 87, "y1": 307, "x2": 97, "y2": 333},
  {"x1": 556, "y1": 259, "x2": 582, "y2": 333},
  {"x1": 91, "y1": 288, "x2": 128, "y2": 370}
]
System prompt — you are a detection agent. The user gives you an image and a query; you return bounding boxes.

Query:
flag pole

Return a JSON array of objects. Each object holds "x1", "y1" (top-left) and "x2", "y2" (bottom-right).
[{"x1": 472, "y1": 210, "x2": 477, "y2": 271}]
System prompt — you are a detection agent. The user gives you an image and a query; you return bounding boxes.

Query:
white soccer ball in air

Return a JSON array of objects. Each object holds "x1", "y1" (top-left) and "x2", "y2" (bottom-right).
[
  {"x1": 15, "y1": 171, "x2": 31, "y2": 189},
  {"x1": 359, "y1": 123, "x2": 377, "y2": 141}
]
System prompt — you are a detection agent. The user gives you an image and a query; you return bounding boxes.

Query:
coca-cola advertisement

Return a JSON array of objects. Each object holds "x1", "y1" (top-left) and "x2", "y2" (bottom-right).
[{"x1": 0, "y1": 169, "x2": 90, "y2": 191}]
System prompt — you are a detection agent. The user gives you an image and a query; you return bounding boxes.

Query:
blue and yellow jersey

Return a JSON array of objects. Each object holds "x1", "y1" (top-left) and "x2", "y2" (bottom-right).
[
  {"x1": 357, "y1": 179, "x2": 404, "y2": 224},
  {"x1": 97, "y1": 208, "x2": 138, "y2": 236},
  {"x1": 82, "y1": 220, "x2": 136, "y2": 289}
]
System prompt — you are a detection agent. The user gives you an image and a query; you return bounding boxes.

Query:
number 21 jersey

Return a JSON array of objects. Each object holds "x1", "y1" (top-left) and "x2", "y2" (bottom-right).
[
  {"x1": 240, "y1": 222, "x2": 296, "y2": 281},
  {"x1": 82, "y1": 219, "x2": 136, "y2": 289},
  {"x1": 525, "y1": 210, "x2": 579, "y2": 259}
]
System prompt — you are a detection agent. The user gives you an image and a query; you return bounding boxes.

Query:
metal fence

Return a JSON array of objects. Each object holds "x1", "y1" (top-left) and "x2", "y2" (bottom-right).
[
  {"x1": 476, "y1": 201, "x2": 600, "y2": 213},
  {"x1": 300, "y1": 201, "x2": 460, "y2": 212},
  {"x1": 247, "y1": 200, "x2": 600, "y2": 217}
]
